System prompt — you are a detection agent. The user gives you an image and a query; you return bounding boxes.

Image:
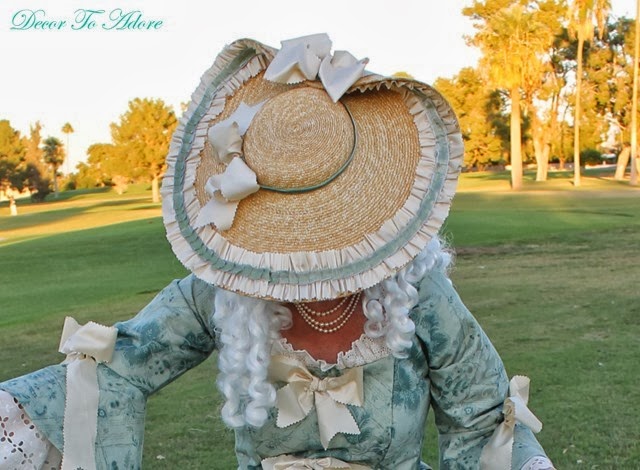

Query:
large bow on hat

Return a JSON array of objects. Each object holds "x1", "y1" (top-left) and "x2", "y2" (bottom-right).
[
  {"x1": 479, "y1": 376, "x2": 543, "y2": 470},
  {"x1": 261, "y1": 454, "x2": 371, "y2": 470},
  {"x1": 264, "y1": 33, "x2": 368, "y2": 102},
  {"x1": 195, "y1": 102, "x2": 265, "y2": 231},
  {"x1": 269, "y1": 355, "x2": 363, "y2": 449},
  {"x1": 58, "y1": 317, "x2": 118, "y2": 470}
]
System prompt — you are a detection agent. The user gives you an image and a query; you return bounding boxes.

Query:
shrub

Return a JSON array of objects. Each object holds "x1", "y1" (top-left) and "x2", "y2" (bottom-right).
[
  {"x1": 580, "y1": 148, "x2": 602, "y2": 166},
  {"x1": 30, "y1": 179, "x2": 51, "y2": 202}
]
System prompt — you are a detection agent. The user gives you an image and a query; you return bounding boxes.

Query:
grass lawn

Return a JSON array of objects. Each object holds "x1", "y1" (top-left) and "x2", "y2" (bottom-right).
[{"x1": 1, "y1": 174, "x2": 639, "y2": 468}]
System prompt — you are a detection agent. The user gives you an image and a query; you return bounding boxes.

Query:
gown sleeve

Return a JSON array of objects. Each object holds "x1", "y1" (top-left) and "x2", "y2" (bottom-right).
[
  {"x1": 412, "y1": 267, "x2": 552, "y2": 470},
  {"x1": 0, "y1": 274, "x2": 217, "y2": 470}
]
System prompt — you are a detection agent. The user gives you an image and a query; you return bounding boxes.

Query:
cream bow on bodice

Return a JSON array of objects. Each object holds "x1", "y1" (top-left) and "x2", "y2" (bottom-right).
[
  {"x1": 262, "y1": 454, "x2": 371, "y2": 470},
  {"x1": 268, "y1": 355, "x2": 364, "y2": 449}
]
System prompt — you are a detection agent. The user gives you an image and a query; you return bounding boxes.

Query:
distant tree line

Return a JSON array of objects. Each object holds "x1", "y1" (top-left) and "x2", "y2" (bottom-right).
[
  {"x1": 0, "y1": 120, "x2": 56, "y2": 206},
  {"x1": 3, "y1": 0, "x2": 635, "y2": 200},
  {"x1": 436, "y1": 0, "x2": 636, "y2": 188}
]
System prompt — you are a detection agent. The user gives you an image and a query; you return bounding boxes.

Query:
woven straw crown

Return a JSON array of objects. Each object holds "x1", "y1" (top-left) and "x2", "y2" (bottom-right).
[{"x1": 161, "y1": 37, "x2": 463, "y2": 301}]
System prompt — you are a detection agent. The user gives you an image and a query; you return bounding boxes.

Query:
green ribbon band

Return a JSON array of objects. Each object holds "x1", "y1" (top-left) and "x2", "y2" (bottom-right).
[{"x1": 258, "y1": 102, "x2": 358, "y2": 194}]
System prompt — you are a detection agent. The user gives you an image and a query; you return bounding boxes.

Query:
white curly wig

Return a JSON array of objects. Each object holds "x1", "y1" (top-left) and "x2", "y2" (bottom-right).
[{"x1": 212, "y1": 238, "x2": 452, "y2": 429}]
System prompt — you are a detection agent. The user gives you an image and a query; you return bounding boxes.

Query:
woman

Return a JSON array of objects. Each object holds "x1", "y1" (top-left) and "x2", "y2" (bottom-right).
[{"x1": 0, "y1": 35, "x2": 554, "y2": 469}]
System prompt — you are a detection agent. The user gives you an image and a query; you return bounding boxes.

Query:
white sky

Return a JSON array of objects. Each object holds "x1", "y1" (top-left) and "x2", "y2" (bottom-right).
[{"x1": 0, "y1": 0, "x2": 636, "y2": 172}]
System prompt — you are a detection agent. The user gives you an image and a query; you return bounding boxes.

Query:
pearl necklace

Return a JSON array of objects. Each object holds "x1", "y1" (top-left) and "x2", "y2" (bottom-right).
[
  {"x1": 297, "y1": 295, "x2": 349, "y2": 317},
  {"x1": 294, "y1": 293, "x2": 361, "y2": 334}
]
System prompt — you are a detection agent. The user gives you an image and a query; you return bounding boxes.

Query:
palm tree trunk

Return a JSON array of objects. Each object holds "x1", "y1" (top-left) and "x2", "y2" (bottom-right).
[
  {"x1": 65, "y1": 135, "x2": 70, "y2": 175},
  {"x1": 574, "y1": 34, "x2": 585, "y2": 187},
  {"x1": 510, "y1": 87, "x2": 523, "y2": 190},
  {"x1": 52, "y1": 164, "x2": 59, "y2": 198}
]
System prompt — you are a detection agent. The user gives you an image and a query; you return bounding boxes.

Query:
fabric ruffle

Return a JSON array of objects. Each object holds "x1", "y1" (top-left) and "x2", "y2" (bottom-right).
[{"x1": 272, "y1": 333, "x2": 391, "y2": 372}]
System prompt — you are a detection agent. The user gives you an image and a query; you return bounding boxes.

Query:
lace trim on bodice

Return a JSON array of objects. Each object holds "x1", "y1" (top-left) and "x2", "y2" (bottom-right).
[{"x1": 272, "y1": 333, "x2": 392, "y2": 371}]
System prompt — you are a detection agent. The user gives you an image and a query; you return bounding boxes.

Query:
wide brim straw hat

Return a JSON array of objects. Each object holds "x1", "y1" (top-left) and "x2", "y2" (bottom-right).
[{"x1": 161, "y1": 35, "x2": 463, "y2": 302}]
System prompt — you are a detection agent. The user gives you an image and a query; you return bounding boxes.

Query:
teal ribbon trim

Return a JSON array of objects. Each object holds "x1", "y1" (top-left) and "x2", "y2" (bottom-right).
[
  {"x1": 172, "y1": 46, "x2": 451, "y2": 285},
  {"x1": 173, "y1": 46, "x2": 258, "y2": 266},
  {"x1": 259, "y1": 102, "x2": 358, "y2": 194}
]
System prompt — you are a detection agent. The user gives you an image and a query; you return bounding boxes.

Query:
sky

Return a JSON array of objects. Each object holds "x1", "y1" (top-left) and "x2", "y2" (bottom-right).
[{"x1": 0, "y1": 0, "x2": 637, "y2": 173}]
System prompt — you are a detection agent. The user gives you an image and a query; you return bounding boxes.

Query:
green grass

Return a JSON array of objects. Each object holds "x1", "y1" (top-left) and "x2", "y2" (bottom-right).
[{"x1": 1, "y1": 174, "x2": 639, "y2": 468}]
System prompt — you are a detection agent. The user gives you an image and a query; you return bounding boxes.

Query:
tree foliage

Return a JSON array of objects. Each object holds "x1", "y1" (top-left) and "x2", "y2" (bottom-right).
[
  {"x1": 464, "y1": 0, "x2": 562, "y2": 189},
  {"x1": 42, "y1": 136, "x2": 64, "y2": 196},
  {"x1": 79, "y1": 143, "x2": 120, "y2": 187},
  {"x1": 0, "y1": 120, "x2": 27, "y2": 196},
  {"x1": 435, "y1": 68, "x2": 505, "y2": 169},
  {"x1": 83, "y1": 98, "x2": 177, "y2": 202},
  {"x1": 568, "y1": 0, "x2": 612, "y2": 185},
  {"x1": 0, "y1": 120, "x2": 52, "y2": 208},
  {"x1": 62, "y1": 123, "x2": 74, "y2": 134},
  {"x1": 24, "y1": 122, "x2": 51, "y2": 201},
  {"x1": 438, "y1": 0, "x2": 640, "y2": 186},
  {"x1": 582, "y1": 17, "x2": 634, "y2": 145},
  {"x1": 61, "y1": 122, "x2": 74, "y2": 174}
]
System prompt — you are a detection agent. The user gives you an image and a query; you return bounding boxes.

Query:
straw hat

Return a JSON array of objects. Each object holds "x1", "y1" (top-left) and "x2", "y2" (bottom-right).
[{"x1": 161, "y1": 35, "x2": 463, "y2": 302}]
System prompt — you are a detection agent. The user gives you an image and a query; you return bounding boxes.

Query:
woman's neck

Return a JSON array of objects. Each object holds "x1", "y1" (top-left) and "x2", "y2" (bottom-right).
[{"x1": 281, "y1": 295, "x2": 367, "y2": 363}]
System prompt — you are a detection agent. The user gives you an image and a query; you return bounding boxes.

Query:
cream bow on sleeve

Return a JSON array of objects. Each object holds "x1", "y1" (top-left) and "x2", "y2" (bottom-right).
[
  {"x1": 480, "y1": 376, "x2": 544, "y2": 470},
  {"x1": 269, "y1": 355, "x2": 364, "y2": 449},
  {"x1": 58, "y1": 317, "x2": 118, "y2": 470}
]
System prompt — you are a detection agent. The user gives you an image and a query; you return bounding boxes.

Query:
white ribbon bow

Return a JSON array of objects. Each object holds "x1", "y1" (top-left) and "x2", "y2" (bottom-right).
[
  {"x1": 264, "y1": 33, "x2": 332, "y2": 84},
  {"x1": 207, "y1": 101, "x2": 267, "y2": 165},
  {"x1": 479, "y1": 376, "x2": 543, "y2": 470},
  {"x1": 195, "y1": 156, "x2": 259, "y2": 231},
  {"x1": 196, "y1": 102, "x2": 265, "y2": 231},
  {"x1": 262, "y1": 454, "x2": 371, "y2": 470},
  {"x1": 208, "y1": 121, "x2": 243, "y2": 164},
  {"x1": 58, "y1": 317, "x2": 118, "y2": 470},
  {"x1": 264, "y1": 33, "x2": 368, "y2": 102},
  {"x1": 318, "y1": 51, "x2": 368, "y2": 103},
  {"x1": 269, "y1": 355, "x2": 363, "y2": 449}
]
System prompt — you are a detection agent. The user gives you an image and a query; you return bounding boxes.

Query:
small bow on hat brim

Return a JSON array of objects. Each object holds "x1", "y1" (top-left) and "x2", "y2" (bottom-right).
[{"x1": 195, "y1": 157, "x2": 259, "y2": 231}]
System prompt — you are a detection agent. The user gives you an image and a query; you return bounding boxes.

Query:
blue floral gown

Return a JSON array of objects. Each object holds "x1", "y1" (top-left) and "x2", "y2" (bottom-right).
[{"x1": 0, "y1": 267, "x2": 549, "y2": 469}]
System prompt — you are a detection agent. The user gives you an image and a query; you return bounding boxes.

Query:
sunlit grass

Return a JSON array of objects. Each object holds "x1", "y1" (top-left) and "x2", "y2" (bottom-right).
[
  {"x1": 1, "y1": 174, "x2": 639, "y2": 468},
  {"x1": 456, "y1": 166, "x2": 636, "y2": 192},
  {"x1": 0, "y1": 184, "x2": 160, "y2": 245}
]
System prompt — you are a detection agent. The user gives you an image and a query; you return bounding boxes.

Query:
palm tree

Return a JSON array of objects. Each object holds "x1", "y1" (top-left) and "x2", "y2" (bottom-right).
[
  {"x1": 42, "y1": 136, "x2": 64, "y2": 197},
  {"x1": 464, "y1": 2, "x2": 557, "y2": 190},
  {"x1": 630, "y1": 0, "x2": 640, "y2": 186},
  {"x1": 61, "y1": 122, "x2": 74, "y2": 174},
  {"x1": 569, "y1": 0, "x2": 611, "y2": 186}
]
